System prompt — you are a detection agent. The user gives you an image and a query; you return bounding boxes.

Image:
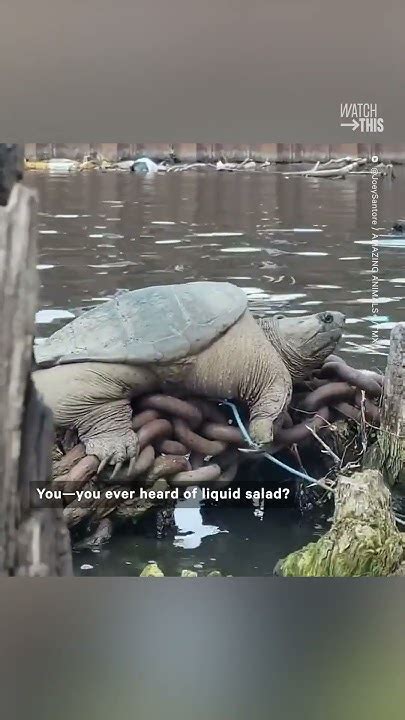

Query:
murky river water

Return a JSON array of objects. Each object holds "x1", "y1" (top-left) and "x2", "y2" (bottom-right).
[{"x1": 27, "y1": 168, "x2": 405, "y2": 576}]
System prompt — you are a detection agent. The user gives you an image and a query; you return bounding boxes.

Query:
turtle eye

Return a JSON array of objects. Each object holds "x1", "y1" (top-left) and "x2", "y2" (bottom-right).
[
  {"x1": 274, "y1": 314, "x2": 285, "y2": 320},
  {"x1": 320, "y1": 312, "x2": 334, "y2": 324}
]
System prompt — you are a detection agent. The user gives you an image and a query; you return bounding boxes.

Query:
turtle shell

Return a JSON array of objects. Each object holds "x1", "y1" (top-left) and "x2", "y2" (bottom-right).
[{"x1": 34, "y1": 281, "x2": 248, "y2": 368}]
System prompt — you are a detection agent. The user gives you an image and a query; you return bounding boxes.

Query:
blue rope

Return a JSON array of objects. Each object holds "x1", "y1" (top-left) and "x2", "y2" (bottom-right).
[
  {"x1": 218, "y1": 399, "x2": 319, "y2": 485},
  {"x1": 213, "y1": 402, "x2": 405, "y2": 524}
]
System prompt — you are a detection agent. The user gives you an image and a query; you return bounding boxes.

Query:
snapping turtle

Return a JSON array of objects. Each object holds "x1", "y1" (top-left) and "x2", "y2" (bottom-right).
[{"x1": 33, "y1": 281, "x2": 345, "y2": 474}]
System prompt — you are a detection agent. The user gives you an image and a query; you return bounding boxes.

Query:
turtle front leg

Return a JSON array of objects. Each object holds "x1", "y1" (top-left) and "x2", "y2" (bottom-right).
[
  {"x1": 247, "y1": 373, "x2": 292, "y2": 452},
  {"x1": 75, "y1": 398, "x2": 139, "y2": 476},
  {"x1": 33, "y1": 361, "x2": 158, "y2": 477}
]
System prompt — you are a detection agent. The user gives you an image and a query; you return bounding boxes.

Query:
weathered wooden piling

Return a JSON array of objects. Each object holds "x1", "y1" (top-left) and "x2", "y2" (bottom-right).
[
  {"x1": 377, "y1": 323, "x2": 405, "y2": 487},
  {"x1": 0, "y1": 144, "x2": 72, "y2": 576},
  {"x1": 0, "y1": 144, "x2": 24, "y2": 205}
]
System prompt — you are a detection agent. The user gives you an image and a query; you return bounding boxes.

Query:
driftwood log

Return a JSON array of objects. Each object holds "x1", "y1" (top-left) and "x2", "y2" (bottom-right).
[
  {"x1": 26, "y1": 155, "x2": 395, "y2": 180},
  {"x1": 0, "y1": 152, "x2": 72, "y2": 576},
  {"x1": 284, "y1": 157, "x2": 367, "y2": 178}
]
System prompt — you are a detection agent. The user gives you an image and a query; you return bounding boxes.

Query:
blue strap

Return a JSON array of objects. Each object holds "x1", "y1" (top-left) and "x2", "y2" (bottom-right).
[{"x1": 218, "y1": 399, "x2": 319, "y2": 485}]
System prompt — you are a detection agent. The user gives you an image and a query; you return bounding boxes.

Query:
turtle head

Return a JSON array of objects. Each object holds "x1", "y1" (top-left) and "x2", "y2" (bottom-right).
[{"x1": 259, "y1": 311, "x2": 345, "y2": 380}]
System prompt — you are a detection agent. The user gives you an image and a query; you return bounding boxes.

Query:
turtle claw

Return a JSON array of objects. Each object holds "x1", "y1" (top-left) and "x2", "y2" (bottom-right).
[
  {"x1": 111, "y1": 461, "x2": 124, "y2": 479},
  {"x1": 128, "y1": 457, "x2": 138, "y2": 477},
  {"x1": 97, "y1": 457, "x2": 111, "y2": 474},
  {"x1": 83, "y1": 430, "x2": 140, "y2": 475}
]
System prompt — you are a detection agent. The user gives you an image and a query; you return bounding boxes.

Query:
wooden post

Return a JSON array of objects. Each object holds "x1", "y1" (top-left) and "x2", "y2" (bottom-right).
[
  {"x1": 0, "y1": 148, "x2": 72, "y2": 576},
  {"x1": 0, "y1": 143, "x2": 24, "y2": 206},
  {"x1": 377, "y1": 323, "x2": 405, "y2": 487}
]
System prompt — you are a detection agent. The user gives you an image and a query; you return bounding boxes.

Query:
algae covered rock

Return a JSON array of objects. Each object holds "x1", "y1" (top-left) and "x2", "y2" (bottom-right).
[
  {"x1": 276, "y1": 470, "x2": 404, "y2": 577},
  {"x1": 139, "y1": 562, "x2": 164, "y2": 577},
  {"x1": 139, "y1": 564, "x2": 226, "y2": 577}
]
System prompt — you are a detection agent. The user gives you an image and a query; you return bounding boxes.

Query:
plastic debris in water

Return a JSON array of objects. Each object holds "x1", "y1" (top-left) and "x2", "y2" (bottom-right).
[{"x1": 132, "y1": 157, "x2": 159, "y2": 174}]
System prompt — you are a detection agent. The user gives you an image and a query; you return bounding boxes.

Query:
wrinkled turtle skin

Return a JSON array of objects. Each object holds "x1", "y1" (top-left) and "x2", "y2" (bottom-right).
[{"x1": 33, "y1": 281, "x2": 345, "y2": 474}]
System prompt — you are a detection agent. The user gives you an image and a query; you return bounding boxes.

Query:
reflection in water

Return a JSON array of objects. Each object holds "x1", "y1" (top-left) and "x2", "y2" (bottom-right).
[
  {"x1": 26, "y1": 168, "x2": 405, "y2": 576},
  {"x1": 173, "y1": 501, "x2": 229, "y2": 550}
]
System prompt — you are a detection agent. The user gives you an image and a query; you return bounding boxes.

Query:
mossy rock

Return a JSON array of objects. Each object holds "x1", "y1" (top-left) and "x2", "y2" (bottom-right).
[
  {"x1": 276, "y1": 470, "x2": 404, "y2": 577},
  {"x1": 140, "y1": 562, "x2": 165, "y2": 577},
  {"x1": 140, "y1": 564, "x2": 225, "y2": 577}
]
